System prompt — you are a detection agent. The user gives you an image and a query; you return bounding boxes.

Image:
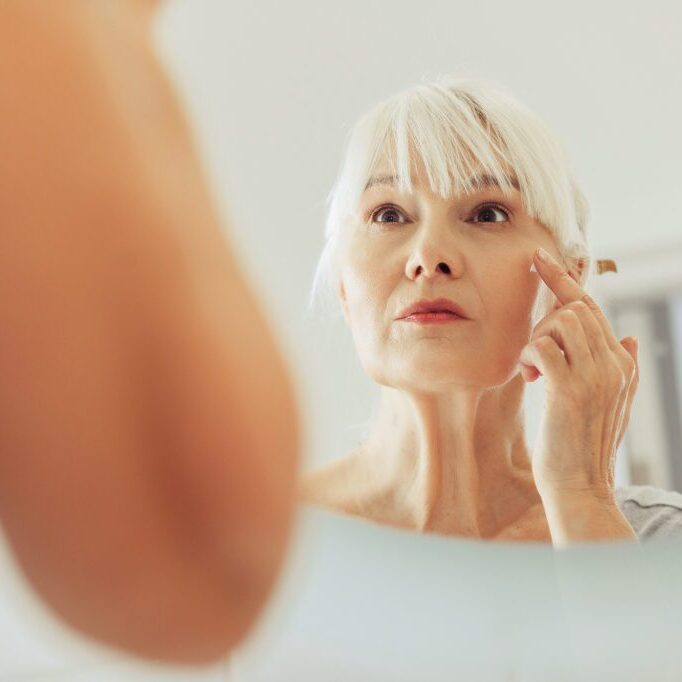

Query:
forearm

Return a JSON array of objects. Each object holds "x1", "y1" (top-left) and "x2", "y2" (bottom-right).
[{"x1": 540, "y1": 490, "x2": 638, "y2": 548}]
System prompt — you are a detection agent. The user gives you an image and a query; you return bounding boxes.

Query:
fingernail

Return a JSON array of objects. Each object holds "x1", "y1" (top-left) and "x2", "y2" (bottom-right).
[
  {"x1": 537, "y1": 247, "x2": 550, "y2": 263},
  {"x1": 625, "y1": 336, "x2": 639, "y2": 354}
]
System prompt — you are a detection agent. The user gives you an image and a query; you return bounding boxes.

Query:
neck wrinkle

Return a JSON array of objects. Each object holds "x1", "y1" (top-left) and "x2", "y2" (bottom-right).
[{"x1": 361, "y1": 374, "x2": 533, "y2": 537}]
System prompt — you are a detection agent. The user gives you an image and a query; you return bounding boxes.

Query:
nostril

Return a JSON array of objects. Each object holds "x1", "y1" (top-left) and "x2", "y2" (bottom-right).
[{"x1": 438, "y1": 262, "x2": 451, "y2": 274}]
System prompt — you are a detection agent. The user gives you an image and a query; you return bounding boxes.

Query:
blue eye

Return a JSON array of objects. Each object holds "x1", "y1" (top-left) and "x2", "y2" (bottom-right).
[{"x1": 470, "y1": 203, "x2": 510, "y2": 224}]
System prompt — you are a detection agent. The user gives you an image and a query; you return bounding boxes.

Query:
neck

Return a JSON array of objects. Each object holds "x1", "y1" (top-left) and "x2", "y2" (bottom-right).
[{"x1": 357, "y1": 372, "x2": 538, "y2": 536}]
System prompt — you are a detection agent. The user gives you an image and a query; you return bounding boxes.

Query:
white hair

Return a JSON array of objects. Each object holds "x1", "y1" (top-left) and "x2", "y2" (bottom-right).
[{"x1": 308, "y1": 75, "x2": 592, "y2": 319}]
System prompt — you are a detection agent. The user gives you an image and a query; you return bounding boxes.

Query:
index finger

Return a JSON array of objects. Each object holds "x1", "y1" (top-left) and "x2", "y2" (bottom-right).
[{"x1": 532, "y1": 247, "x2": 620, "y2": 349}]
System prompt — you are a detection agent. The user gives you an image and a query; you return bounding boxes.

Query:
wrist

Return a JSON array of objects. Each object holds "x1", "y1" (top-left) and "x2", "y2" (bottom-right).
[
  {"x1": 536, "y1": 481, "x2": 616, "y2": 507},
  {"x1": 539, "y1": 488, "x2": 637, "y2": 547}
]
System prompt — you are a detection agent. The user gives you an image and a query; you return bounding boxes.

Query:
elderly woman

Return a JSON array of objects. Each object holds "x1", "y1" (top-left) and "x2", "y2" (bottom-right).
[{"x1": 300, "y1": 76, "x2": 682, "y2": 546}]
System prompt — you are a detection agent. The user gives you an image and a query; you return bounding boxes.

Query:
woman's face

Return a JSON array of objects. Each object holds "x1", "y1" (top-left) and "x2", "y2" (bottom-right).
[{"x1": 338, "y1": 163, "x2": 564, "y2": 392}]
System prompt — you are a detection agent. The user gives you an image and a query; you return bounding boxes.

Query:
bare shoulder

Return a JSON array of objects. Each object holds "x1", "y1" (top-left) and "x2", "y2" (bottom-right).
[{"x1": 298, "y1": 451, "x2": 362, "y2": 511}]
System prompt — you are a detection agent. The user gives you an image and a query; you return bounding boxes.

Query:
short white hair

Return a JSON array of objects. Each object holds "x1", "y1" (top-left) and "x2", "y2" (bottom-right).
[{"x1": 308, "y1": 75, "x2": 592, "y2": 316}]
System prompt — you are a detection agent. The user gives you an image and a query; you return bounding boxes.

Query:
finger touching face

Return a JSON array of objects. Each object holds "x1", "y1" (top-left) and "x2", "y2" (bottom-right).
[{"x1": 339, "y1": 164, "x2": 566, "y2": 391}]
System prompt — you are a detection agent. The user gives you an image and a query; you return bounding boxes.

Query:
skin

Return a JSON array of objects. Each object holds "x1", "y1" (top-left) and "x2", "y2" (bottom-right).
[
  {"x1": 300, "y1": 158, "x2": 638, "y2": 544},
  {"x1": 517, "y1": 248, "x2": 639, "y2": 546},
  {"x1": 0, "y1": 1, "x2": 299, "y2": 664}
]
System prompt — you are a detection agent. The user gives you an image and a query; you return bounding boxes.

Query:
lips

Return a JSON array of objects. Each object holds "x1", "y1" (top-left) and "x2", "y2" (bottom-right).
[{"x1": 397, "y1": 297, "x2": 469, "y2": 320}]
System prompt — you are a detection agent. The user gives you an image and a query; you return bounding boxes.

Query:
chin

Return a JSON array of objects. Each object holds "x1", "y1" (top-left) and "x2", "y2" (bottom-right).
[
  {"x1": 371, "y1": 360, "x2": 478, "y2": 392},
  {"x1": 373, "y1": 353, "x2": 519, "y2": 392}
]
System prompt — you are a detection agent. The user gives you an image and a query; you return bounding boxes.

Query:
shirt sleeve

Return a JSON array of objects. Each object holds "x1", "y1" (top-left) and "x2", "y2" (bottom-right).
[{"x1": 615, "y1": 485, "x2": 682, "y2": 540}]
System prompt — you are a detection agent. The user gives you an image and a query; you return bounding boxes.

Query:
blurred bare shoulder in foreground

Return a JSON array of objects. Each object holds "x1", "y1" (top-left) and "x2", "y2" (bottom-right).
[{"x1": 0, "y1": 0, "x2": 299, "y2": 664}]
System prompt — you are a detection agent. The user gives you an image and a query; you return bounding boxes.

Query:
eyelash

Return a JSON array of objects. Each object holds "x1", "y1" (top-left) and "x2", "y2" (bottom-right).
[{"x1": 368, "y1": 202, "x2": 511, "y2": 226}]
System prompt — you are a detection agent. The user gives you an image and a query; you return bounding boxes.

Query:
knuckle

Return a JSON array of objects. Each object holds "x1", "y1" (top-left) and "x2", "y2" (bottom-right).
[
  {"x1": 558, "y1": 308, "x2": 580, "y2": 325},
  {"x1": 619, "y1": 353, "x2": 637, "y2": 381},
  {"x1": 569, "y1": 300, "x2": 588, "y2": 314},
  {"x1": 534, "y1": 336, "x2": 555, "y2": 355},
  {"x1": 626, "y1": 356, "x2": 636, "y2": 379}
]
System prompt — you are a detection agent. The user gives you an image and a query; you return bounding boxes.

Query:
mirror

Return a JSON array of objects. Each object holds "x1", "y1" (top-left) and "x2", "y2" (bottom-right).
[
  {"x1": 292, "y1": 66, "x2": 682, "y2": 545},
  {"x1": 293, "y1": 83, "x2": 682, "y2": 545},
  {"x1": 153, "y1": 5, "x2": 682, "y2": 550}
]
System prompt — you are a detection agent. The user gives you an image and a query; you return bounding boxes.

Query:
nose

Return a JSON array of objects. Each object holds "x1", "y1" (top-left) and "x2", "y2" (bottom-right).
[
  {"x1": 409, "y1": 260, "x2": 451, "y2": 279},
  {"x1": 404, "y1": 223, "x2": 456, "y2": 281}
]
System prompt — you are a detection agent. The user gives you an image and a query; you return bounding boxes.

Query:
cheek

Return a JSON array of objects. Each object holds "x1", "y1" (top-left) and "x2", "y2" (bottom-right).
[
  {"x1": 341, "y1": 265, "x2": 383, "y2": 340},
  {"x1": 340, "y1": 268, "x2": 395, "y2": 374},
  {"x1": 342, "y1": 242, "x2": 397, "y2": 319},
  {"x1": 480, "y1": 271, "x2": 541, "y2": 351}
]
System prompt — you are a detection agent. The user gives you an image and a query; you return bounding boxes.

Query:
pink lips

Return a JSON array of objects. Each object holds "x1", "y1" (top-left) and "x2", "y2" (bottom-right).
[
  {"x1": 397, "y1": 297, "x2": 470, "y2": 322},
  {"x1": 399, "y1": 311, "x2": 465, "y2": 324}
]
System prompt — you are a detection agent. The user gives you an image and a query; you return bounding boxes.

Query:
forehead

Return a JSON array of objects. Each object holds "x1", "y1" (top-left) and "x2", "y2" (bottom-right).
[
  {"x1": 363, "y1": 171, "x2": 520, "y2": 195},
  {"x1": 357, "y1": 129, "x2": 520, "y2": 197}
]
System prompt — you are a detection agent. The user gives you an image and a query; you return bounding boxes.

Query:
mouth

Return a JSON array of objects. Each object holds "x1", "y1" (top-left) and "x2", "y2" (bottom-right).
[
  {"x1": 396, "y1": 297, "x2": 470, "y2": 322},
  {"x1": 398, "y1": 311, "x2": 467, "y2": 324}
]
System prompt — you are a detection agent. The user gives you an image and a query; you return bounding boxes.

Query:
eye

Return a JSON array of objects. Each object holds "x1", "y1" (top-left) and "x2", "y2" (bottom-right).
[
  {"x1": 470, "y1": 203, "x2": 511, "y2": 224},
  {"x1": 369, "y1": 204, "x2": 408, "y2": 224}
]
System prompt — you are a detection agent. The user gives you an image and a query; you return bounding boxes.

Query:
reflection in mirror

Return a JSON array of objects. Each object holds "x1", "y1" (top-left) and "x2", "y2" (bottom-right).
[{"x1": 298, "y1": 76, "x2": 682, "y2": 546}]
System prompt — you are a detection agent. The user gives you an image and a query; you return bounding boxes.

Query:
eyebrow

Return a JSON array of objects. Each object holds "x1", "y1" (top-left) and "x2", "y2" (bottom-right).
[{"x1": 363, "y1": 172, "x2": 520, "y2": 193}]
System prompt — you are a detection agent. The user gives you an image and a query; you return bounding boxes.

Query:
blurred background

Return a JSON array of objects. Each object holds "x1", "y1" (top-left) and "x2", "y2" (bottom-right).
[{"x1": 1, "y1": 0, "x2": 681, "y2": 679}]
